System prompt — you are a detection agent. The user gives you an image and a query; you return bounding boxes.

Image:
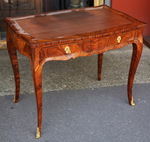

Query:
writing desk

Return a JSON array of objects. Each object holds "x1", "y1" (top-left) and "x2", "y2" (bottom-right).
[{"x1": 5, "y1": 5, "x2": 145, "y2": 138}]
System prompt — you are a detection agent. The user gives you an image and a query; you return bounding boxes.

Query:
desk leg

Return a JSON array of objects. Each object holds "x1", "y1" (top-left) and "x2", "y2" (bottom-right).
[
  {"x1": 7, "y1": 46, "x2": 20, "y2": 103},
  {"x1": 98, "y1": 53, "x2": 103, "y2": 80},
  {"x1": 31, "y1": 64, "x2": 42, "y2": 138},
  {"x1": 128, "y1": 42, "x2": 143, "y2": 106}
]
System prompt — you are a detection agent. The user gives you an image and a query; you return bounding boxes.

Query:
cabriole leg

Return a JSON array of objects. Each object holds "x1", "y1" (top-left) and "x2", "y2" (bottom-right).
[
  {"x1": 7, "y1": 41, "x2": 20, "y2": 103},
  {"x1": 31, "y1": 63, "x2": 43, "y2": 138},
  {"x1": 128, "y1": 42, "x2": 143, "y2": 106}
]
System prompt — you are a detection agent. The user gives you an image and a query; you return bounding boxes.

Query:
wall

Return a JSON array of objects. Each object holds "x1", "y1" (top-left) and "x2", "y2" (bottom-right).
[{"x1": 112, "y1": 0, "x2": 150, "y2": 36}]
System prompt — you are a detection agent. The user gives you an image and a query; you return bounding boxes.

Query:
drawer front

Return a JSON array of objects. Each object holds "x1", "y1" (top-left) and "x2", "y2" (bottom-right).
[
  {"x1": 103, "y1": 31, "x2": 135, "y2": 47},
  {"x1": 40, "y1": 43, "x2": 83, "y2": 59},
  {"x1": 40, "y1": 40, "x2": 95, "y2": 59},
  {"x1": 40, "y1": 31, "x2": 136, "y2": 59}
]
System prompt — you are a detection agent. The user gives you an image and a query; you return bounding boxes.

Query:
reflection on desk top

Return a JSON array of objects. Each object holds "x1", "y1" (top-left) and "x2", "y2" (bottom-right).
[{"x1": 5, "y1": 5, "x2": 145, "y2": 43}]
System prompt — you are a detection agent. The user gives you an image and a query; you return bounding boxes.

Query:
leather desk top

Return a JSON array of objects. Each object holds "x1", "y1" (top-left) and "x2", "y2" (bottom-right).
[{"x1": 5, "y1": 5, "x2": 145, "y2": 46}]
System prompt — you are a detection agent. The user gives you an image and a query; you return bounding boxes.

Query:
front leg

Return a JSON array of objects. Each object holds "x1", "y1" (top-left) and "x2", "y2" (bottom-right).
[
  {"x1": 31, "y1": 61, "x2": 43, "y2": 138},
  {"x1": 7, "y1": 38, "x2": 20, "y2": 103},
  {"x1": 128, "y1": 42, "x2": 143, "y2": 106}
]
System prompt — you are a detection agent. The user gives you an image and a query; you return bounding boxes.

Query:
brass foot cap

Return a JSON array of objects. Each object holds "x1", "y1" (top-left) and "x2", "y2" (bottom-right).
[
  {"x1": 36, "y1": 128, "x2": 41, "y2": 139},
  {"x1": 13, "y1": 100, "x2": 19, "y2": 103},
  {"x1": 13, "y1": 96, "x2": 19, "y2": 103},
  {"x1": 131, "y1": 102, "x2": 135, "y2": 106},
  {"x1": 130, "y1": 97, "x2": 135, "y2": 106}
]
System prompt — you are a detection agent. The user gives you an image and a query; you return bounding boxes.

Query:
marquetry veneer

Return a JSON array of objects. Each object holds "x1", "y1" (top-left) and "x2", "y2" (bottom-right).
[{"x1": 5, "y1": 5, "x2": 145, "y2": 138}]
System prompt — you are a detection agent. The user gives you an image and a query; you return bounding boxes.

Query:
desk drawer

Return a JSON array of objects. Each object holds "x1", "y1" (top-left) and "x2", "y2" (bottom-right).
[
  {"x1": 40, "y1": 42, "x2": 83, "y2": 59},
  {"x1": 103, "y1": 31, "x2": 135, "y2": 47},
  {"x1": 40, "y1": 38, "x2": 101, "y2": 58},
  {"x1": 40, "y1": 31, "x2": 136, "y2": 59},
  {"x1": 40, "y1": 40, "x2": 95, "y2": 59}
]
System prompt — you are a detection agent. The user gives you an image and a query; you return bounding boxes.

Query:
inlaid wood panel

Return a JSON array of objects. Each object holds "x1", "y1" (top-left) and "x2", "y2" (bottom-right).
[{"x1": 39, "y1": 30, "x2": 137, "y2": 61}]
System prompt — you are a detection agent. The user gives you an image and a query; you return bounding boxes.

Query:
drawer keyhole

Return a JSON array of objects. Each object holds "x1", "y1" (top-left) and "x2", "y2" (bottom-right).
[
  {"x1": 117, "y1": 36, "x2": 121, "y2": 43},
  {"x1": 65, "y1": 46, "x2": 71, "y2": 54}
]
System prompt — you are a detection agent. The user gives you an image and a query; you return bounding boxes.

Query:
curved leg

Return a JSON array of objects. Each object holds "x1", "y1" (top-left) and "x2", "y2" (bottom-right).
[
  {"x1": 98, "y1": 53, "x2": 103, "y2": 80},
  {"x1": 31, "y1": 62, "x2": 42, "y2": 138},
  {"x1": 128, "y1": 42, "x2": 143, "y2": 106},
  {"x1": 7, "y1": 42, "x2": 20, "y2": 103}
]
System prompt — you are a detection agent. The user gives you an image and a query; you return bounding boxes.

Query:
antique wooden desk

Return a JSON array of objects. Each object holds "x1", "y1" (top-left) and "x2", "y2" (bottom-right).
[{"x1": 5, "y1": 5, "x2": 145, "y2": 138}]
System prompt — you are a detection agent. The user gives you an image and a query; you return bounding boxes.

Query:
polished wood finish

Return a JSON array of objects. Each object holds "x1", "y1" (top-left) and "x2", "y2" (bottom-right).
[{"x1": 5, "y1": 5, "x2": 145, "y2": 138}]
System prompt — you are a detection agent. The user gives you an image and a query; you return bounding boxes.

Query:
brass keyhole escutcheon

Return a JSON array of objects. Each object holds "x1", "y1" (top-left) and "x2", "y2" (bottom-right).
[
  {"x1": 65, "y1": 46, "x2": 71, "y2": 54},
  {"x1": 117, "y1": 36, "x2": 121, "y2": 43}
]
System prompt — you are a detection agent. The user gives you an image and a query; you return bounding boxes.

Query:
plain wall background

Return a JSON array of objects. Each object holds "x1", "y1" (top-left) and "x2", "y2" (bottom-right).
[{"x1": 112, "y1": 0, "x2": 150, "y2": 36}]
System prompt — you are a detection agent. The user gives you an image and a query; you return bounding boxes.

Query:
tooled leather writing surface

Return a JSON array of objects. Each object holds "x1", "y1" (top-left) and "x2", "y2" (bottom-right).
[{"x1": 15, "y1": 6, "x2": 132, "y2": 40}]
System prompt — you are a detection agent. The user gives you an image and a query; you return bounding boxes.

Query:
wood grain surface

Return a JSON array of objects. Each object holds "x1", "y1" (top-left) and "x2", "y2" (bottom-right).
[{"x1": 5, "y1": 5, "x2": 145, "y2": 138}]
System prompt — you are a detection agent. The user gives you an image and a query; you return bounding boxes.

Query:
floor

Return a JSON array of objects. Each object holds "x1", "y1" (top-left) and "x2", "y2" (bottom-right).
[{"x1": 0, "y1": 84, "x2": 150, "y2": 142}]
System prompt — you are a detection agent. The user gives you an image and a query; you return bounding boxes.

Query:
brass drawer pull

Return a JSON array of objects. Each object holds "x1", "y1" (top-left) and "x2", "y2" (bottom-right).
[
  {"x1": 117, "y1": 36, "x2": 121, "y2": 43},
  {"x1": 65, "y1": 46, "x2": 71, "y2": 54}
]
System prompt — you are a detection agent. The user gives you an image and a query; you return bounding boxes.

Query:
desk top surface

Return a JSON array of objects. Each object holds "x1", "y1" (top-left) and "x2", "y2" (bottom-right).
[{"x1": 5, "y1": 5, "x2": 144, "y2": 44}]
